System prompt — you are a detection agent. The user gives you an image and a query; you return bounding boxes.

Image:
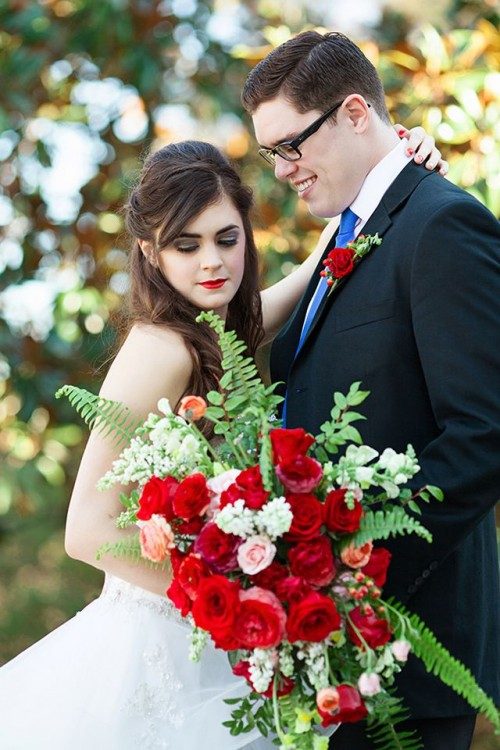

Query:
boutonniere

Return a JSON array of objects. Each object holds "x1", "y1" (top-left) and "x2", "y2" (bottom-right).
[{"x1": 320, "y1": 233, "x2": 382, "y2": 295}]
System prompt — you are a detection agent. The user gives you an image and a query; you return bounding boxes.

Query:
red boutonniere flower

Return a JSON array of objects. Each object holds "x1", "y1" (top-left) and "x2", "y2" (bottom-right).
[{"x1": 321, "y1": 233, "x2": 382, "y2": 295}]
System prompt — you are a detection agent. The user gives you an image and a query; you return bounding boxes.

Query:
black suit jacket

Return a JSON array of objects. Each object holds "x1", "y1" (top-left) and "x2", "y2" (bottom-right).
[{"x1": 270, "y1": 162, "x2": 500, "y2": 717}]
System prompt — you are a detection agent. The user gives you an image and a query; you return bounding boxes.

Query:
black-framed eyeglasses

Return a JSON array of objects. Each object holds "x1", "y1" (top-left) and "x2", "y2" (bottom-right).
[{"x1": 258, "y1": 100, "x2": 370, "y2": 166}]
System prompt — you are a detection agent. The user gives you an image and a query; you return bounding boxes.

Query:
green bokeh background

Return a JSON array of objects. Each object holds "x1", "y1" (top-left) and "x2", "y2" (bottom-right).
[{"x1": 0, "y1": 1, "x2": 498, "y2": 745}]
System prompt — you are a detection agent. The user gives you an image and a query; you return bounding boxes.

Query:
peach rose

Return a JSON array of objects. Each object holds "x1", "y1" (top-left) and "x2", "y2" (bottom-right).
[
  {"x1": 138, "y1": 514, "x2": 175, "y2": 563},
  {"x1": 340, "y1": 540, "x2": 373, "y2": 569},
  {"x1": 178, "y1": 395, "x2": 207, "y2": 421},
  {"x1": 237, "y1": 535, "x2": 276, "y2": 575},
  {"x1": 316, "y1": 686, "x2": 340, "y2": 715}
]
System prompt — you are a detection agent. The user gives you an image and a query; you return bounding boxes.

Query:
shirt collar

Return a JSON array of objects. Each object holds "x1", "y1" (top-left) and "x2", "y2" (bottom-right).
[{"x1": 351, "y1": 139, "x2": 412, "y2": 227}]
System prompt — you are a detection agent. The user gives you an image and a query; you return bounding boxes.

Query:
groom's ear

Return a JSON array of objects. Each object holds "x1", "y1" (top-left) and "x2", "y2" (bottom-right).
[{"x1": 344, "y1": 95, "x2": 370, "y2": 134}]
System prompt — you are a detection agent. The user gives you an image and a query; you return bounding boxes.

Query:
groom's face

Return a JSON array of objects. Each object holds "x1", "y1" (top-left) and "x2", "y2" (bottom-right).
[{"x1": 252, "y1": 95, "x2": 366, "y2": 218}]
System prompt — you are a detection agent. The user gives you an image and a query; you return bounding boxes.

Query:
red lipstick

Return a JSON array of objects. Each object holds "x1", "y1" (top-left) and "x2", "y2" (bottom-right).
[{"x1": 199, "y1": 279, "x2": 227, "y2": 289}]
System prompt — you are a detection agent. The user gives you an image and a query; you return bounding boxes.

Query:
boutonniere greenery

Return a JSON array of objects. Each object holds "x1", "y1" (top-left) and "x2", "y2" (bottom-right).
[{"x1": 321, "y1": 233, "x2": 382, "y2": 295}]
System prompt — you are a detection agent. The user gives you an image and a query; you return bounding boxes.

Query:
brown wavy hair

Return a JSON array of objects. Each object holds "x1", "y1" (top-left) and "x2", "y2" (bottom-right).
[{"x1": 123, "y1": 141, "x2": 263, "y2": 423}]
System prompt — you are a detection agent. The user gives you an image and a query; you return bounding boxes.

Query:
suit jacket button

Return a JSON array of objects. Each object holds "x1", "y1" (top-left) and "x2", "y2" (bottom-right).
[
  {"x1": 429, "y1": 561, "x2": 438, "y2": 570},
  {"x1": 415, "y1": 576, "x2": 423, "y2": 586},
  {"x1": 422, "y1": 569, "x2": 430, "y2": 578}
]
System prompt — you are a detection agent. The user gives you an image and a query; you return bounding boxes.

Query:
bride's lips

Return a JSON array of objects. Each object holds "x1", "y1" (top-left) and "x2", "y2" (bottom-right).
[{"x1": 198, "y1": 278, "x2": 227, "y2": 289}]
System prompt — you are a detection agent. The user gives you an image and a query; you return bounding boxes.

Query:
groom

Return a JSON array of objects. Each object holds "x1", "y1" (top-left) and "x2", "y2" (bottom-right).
[{"x1": 243, "y1": 31, "x2": 500, "y2": 749}]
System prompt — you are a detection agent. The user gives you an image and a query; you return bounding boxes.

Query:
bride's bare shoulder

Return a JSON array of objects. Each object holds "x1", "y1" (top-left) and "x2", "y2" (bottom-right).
[{"x1": 99, "y1": 323, "x2": 193, "y2": 415}]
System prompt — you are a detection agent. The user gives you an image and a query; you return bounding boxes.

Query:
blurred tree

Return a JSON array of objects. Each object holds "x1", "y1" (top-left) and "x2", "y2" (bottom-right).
[{"x1": 0, "y1": 2, "x2": 498, "y2": 744}]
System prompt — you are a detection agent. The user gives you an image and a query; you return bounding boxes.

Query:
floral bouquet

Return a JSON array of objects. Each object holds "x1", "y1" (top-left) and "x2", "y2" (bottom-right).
[{"x1": 57, "y1": 312, "x2": 499, "y2": 750}]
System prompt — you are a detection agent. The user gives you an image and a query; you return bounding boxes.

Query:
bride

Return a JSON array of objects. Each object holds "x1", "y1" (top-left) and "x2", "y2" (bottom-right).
[{"x1": 0, "y1": 133, "x2": 443, "y2": 749}]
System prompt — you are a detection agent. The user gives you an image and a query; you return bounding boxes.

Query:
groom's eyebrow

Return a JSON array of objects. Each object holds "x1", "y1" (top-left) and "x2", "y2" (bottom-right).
[{"x1": 263, "y1": 131, "x2": 297, "y2": 148}]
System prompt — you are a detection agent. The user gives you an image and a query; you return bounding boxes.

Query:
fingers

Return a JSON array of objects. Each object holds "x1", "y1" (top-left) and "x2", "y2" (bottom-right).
[
  {"x1": 394, "y1": 123, "x2": 409, "y2": 139},
  {"x1": 438, "y1": 159, "x2": 449, "y2": 177},
  {"x1": 394, "y1": 124, "x2": 447, "y2": 176}
]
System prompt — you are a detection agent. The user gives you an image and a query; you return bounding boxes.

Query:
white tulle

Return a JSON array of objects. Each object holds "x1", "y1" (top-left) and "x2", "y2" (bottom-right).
[{"x1": 0, "y1": 574, "x2": 272, "y2": 750}]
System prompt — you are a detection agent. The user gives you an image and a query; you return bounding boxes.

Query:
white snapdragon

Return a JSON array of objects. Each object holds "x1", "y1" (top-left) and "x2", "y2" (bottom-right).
[
  {"x1": 279, "y1": 642, "x2": 295, "y2": 678},
  {"x1": 248, "y1": 648, "x2": 277, "y2": 693},
  {"x1": 188, "y1": 626, "x2": 208, "y2": 662},
  {"x1": 255, "y1": 496, "x2": 293, "y2": 540},
  {"x1": 215, "y1": 499, "x2": 256, "y2": 538},
  {"x1": 378, "y1": 447, "x2": 420, "y2": 484},
  {"x1": 296, "y1": 641, "x2": 329, "y2": 691}
]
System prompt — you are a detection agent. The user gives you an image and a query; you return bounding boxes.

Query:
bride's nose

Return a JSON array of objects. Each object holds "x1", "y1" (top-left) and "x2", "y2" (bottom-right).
[{"x1": 200, "y1": 243, "x2": 224, "y2": 270}]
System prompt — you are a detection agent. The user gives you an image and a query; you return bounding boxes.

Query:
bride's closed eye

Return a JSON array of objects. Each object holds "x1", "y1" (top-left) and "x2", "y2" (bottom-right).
[{"x1": 174, "y1": 234, "x2": 239, "y2": 253}]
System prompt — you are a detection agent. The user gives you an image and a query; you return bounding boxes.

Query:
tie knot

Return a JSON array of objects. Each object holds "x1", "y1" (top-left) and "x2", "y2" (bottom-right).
[{"x1": 336, "y1": 207, "x2": 358, "y2": 248}]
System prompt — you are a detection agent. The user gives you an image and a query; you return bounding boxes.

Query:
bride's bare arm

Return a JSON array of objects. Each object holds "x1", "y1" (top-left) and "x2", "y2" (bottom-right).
[
  {"x1": 64, "y1": 324, "x2": 192, "y2": 596},
  {"x1": 259, "y1": 124, "x2": 447, "y2": 344}
]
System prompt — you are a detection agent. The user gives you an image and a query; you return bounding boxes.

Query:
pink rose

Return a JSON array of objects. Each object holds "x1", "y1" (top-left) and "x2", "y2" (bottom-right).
[
  {"x1": 235, "y1": 587, "x2": 287, "y2": 648},
  {"x1": 237, "y1": 535, "x2": 276, "y2": 575},
  {"x1": 392, "y1": 639, "x2": 411, "y2": 662},
  {"x1": 206, "y1": 469, "x2": 241, "y2": 517},
  {"x1": 138, "y1": 514, "x2": 175, "y2": 563},
  {"x1": 358, "y1": 672, "x2": 381, "y2": 696},
  {"x1": 340, "y1": 541, "x2": 373, "y2": 569},
  {"x1": 316, "y1": 687, "x2": 340, "y2": 715}
]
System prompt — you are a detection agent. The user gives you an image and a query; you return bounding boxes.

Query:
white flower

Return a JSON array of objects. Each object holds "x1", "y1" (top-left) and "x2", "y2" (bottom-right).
[
  {"x1": 255, "y1": 496, "x2": 293, "y2": 540},
  {"x1": 248, "y1": 648, "x2": 277, "y2": 693},
  {"x1": 391, "y1": 639, "x2": 411, "y2": 662},
  {"x1": 157, "y1": 397, "x2": 172, "y2": 415},
  {"x1": 188, "y1": 627, "x2": 208, "y2": 662},
  {"x1": 207, "y1": 469, "x2": 241, "y2": 497},
  {"x1": 346, "y1": 444, "x2": 379, "y2": 465},
  {"x1": 358, "y1": 672, "x2": 381, "y2": 696},
  {"x1": 355, "y1": 466, "x2": 375, "y2": 484},
  {"x1": 215, "y1": 499, "x2": 256, "y2": 538}
]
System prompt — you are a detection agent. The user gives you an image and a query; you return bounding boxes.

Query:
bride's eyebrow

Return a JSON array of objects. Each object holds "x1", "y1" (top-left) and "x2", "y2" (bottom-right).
[{"x1": 175, "y1": 224, "x2": 239, "y2": 239}]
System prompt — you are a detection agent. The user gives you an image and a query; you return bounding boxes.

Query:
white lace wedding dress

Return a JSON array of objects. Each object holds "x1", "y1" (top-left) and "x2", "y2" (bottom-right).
[{"x1": 0, "y1": 574, "x2": 271, "y2": 750}]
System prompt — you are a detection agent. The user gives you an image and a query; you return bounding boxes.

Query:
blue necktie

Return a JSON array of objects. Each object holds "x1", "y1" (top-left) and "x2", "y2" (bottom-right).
[{"x1": 282, "y1": 207, "x2": 358, "y2": 426}]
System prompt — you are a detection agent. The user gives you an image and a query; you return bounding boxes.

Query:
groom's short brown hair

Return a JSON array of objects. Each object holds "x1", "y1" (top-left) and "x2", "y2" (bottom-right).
[{"x1": 242, "y1": 30, "x2": 391, "y2": 125}]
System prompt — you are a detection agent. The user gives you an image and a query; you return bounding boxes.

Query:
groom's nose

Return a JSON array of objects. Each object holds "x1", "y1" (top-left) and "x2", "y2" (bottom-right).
[{"x1": 274, "y1": 155, "x2": 298, "y2": 182}]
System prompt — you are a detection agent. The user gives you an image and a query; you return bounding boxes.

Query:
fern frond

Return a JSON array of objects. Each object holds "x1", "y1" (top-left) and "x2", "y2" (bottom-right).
[
  {"x1": 366, "y1": 692, "x2": 423, "y2": 750},
  {"x1": 196, "y1": 311, "x2": 267, "y2": 415},
  {"x1": 96, "y1": 535, "x2": 170, "y2": 571},
  {"x1": 350, "y1": 507, "x2": 432, "y2": 546},
  {"x1": 56, "y1": 385, "x2": 140, "y2": 447},
  {"x1": 388, "y1": 601, "x2": 500, "y2": 732}
]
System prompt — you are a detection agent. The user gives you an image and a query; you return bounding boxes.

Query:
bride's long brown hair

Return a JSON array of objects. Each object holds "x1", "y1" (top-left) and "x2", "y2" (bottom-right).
[{"x1": 123, "y1": 141, "x2": 263, "y2": 413}]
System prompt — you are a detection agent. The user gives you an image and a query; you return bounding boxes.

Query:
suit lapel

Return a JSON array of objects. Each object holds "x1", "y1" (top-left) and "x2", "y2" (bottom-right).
[{"x1": 297, "y1": 162, "x2": 434, "y2": 357}]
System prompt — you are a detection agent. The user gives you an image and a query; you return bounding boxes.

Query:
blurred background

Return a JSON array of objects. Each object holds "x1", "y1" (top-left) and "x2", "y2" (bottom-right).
[{"x1": 0, "y1": 0, "x2": 498, "y2": 745}]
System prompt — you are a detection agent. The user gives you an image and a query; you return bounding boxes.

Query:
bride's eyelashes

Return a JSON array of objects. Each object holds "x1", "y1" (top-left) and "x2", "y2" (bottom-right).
[{"x1": 173, "y1": 235, "x2": 239, "y2": 253}]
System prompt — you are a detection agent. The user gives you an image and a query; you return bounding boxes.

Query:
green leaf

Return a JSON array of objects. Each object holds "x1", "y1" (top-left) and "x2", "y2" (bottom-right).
[
  {"x1": 207, "y1": 390, "x2": 224, "y2": 406},
  {"x1": 426, "y1": 485, "x2": 444, "y2": 501}
]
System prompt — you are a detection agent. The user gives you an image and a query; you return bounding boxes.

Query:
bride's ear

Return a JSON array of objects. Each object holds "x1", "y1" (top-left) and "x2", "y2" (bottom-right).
[{"x1": 138, "y1": 239, "x2": 158, "y2": 268}]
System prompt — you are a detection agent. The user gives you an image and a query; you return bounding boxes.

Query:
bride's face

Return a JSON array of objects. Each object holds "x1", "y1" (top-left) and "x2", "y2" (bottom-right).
[{"x1": 157, "y1": 194, "x2": 246, "y2": 319}]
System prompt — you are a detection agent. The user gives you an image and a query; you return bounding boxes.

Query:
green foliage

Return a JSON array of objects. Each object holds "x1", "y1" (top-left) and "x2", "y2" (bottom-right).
[
  {"x1": 316, "y1": 382, "x2": 369, "y2": 455},
  {"x1": 367, "y1": 692, "x2": 424, "y2": 750},
  {"x1": 351, "y1": 507, "x2": 433, "y2": 546},
  {"x1": 55, "y1": 385, "x2": 140, "y2": 447},
  {"x1": 389, "y1": 601, "x2": 500, "y2": 733}
]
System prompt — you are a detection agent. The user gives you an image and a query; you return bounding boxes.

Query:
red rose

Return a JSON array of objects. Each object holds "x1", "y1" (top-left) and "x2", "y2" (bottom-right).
[
  {"x1": 234, "y1": 587, "x2": 287, "y2": 649},
  {"x1": 276, "y1": 576, "x2": 313, "y2": 605},
  {"x1": 286, "y1": 591, "x2": 341, "y2": 643},
  {"x1": 323, "y1": 488, "x2": 363, "y2": 534},
  {"x1": 362, "y1": 547, "x2": 392, "y2": 588},
  {"x1": 232, "y1": 661, "x2": 294, "y2": 698},
  {"x1": 191, "y1": 575, "x2": 240, "y2": 640},
  {"x1": 285, "y1": 493, "x2": 324, "y2": 541},
  {"x1": 169, "y1": 546, "x2": 186, "y2": 576},
  {"x1": 276, "y1": 455, "x2": 323, "y2": 493},
  {"x1": 219, "y1": 466, "x2": 269, "y2": 511},
  {"x1": 250, "y1": 561, "x2": 289, "y2": 592},
  {"x1": 319, "y1": 684, "x2": 367, "y2": 726},
  {"x1": 137, "y1": 475, "x2": 178, "y2": 521},
  {"x1": 270, "y1": 428, "x2": 315, "y2": 464},
  {"x1": 166, "y1": 578, "x2": 192, "y2": 617},
  {"x1": 324, "y1": 247, "x2": 355, "y2": 279},
  {"x1": 288, "y1": 536, "x2": 336, "y2": 587},
  {"x1": 194, "y1": 522, "x2": 240, "y2": 573},
  {"x1": 177, "y1": 553, "x2": 211, "y2": 600},
  {"x1": 176, "y1": 516, "x2": 204, "y2": 535},
  {"x1": 347, "y1": 605, "x2": 392, "y2": 649},
  {"x1": 173, "y1": 473, "x2": 210, "y2": 520}
]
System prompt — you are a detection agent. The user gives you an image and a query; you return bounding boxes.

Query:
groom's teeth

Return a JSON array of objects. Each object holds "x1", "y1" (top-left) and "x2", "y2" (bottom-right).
[{"x1": 296, "y1": 176, "x2": 316, "y2": 194}]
